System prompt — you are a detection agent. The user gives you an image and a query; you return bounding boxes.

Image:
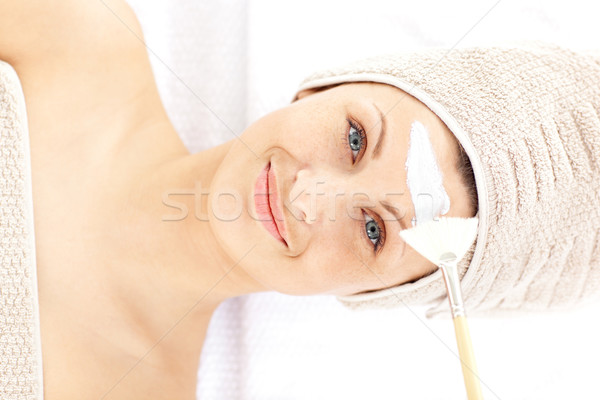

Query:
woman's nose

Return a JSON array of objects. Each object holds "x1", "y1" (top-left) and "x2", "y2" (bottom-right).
[{"x1": 287, "y1": 167, "x2": 354, "y2": 225}]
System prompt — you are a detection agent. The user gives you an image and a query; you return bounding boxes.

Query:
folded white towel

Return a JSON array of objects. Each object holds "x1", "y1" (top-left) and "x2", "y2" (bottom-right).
[{"x1": 0, "y1": 60, "x2": 44, "y2": 399}]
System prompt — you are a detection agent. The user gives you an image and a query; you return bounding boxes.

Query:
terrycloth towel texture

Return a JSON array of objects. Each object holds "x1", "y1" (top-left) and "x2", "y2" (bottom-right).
[
  {"x1": 293, "y1": 41, "x2": 600, "y2": 317},
  {"x1": 0, "y1": 61, "x2": 44, "y2": 399}
]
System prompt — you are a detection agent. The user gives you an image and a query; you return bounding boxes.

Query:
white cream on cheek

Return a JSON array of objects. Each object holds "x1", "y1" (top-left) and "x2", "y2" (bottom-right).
[{"x1": 405, "y1": 120, "x2": 451, "y2": 226}]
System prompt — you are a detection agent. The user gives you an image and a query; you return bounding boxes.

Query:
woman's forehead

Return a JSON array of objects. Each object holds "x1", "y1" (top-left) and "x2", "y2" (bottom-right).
[
  {"x1": 350, "y1": 82, "x2": 471, "y2": 220},
  {"x1": 296, "y1": 80, "x2": 472, "y2": 220}
]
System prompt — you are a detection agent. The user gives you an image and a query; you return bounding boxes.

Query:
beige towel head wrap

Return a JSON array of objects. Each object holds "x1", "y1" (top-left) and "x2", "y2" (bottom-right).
[{"x1": 292, "y1": 41, "x2": 600, "y2": 317}]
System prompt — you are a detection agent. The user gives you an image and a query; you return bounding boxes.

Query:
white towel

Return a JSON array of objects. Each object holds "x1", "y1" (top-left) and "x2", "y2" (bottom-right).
[{"x1": 0, "y1": 60, "x2": 44, "y2": 399}]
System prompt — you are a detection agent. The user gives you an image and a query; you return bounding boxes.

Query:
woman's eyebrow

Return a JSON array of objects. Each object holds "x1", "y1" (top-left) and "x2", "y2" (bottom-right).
[
  {"x1": 380, "y1": 200, "x2": 408, "y2": 231},
  {"x1": 379, "y1": 200, "x2": 408, "y2": 258},
  {"x1": 371, "y1": 102, "x2": 387, "y2": 159}
]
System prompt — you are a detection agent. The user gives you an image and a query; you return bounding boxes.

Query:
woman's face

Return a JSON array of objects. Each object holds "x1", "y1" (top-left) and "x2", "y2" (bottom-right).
[{"x1": 208, "y1": 82, "x2": 474, "y2": 296}]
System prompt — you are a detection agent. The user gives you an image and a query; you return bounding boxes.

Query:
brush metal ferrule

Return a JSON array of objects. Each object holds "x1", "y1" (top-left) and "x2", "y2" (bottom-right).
[{"x1": 439, "y1": 253, "x2": 466, "y2": 318}]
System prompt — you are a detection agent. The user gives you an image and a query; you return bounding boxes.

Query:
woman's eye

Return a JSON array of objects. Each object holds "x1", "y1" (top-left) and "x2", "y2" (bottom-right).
[
  {"x1": 363, "y1": 212, "x2": 383, "y2": 250},
  {"x1": 347, "y1": 120, "x2": 366, "y2": 163}
]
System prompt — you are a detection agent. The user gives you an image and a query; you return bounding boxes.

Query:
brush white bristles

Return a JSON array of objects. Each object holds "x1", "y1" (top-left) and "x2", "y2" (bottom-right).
[{"x1": 399, "y1": 216, "x2": 479, "y2": 266}]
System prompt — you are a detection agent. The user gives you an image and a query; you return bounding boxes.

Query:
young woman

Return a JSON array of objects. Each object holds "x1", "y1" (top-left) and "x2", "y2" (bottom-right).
[
  {"x1": 8, "y1": 1, "x2": 599, "y2": 399},
  {"x1": 0, "y1": 1, "x2": 478, "y2": 398},
  {"x1": 0, "y1": 1, "x2": 479, "y2": 398}
]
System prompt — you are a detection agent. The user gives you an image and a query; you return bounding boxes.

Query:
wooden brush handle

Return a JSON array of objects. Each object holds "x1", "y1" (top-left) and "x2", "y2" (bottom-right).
[{"x1": 453, "y1": 315, "x2": 483, "y2": 400}]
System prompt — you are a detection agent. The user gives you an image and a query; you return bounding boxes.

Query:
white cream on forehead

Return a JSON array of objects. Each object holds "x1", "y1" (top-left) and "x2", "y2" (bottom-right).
[{"x1": 405, "y1": 120, "x2": 451, "y2": 226}]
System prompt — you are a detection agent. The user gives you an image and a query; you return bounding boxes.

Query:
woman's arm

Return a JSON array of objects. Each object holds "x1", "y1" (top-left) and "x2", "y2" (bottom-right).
[{"x1": 0, "y1": 0, "x2": 143, "y2": 71}]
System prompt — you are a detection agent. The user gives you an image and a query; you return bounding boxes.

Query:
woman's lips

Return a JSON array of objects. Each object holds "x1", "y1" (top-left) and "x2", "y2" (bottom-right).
[{"x1": 254, "y1": 162, "x2": 288, "y2": 245}]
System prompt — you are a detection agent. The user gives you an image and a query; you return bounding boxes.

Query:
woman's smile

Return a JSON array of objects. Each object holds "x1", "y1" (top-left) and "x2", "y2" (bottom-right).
[{"x1": 254, "y1": 161, "x2": 288, "y2": 246}]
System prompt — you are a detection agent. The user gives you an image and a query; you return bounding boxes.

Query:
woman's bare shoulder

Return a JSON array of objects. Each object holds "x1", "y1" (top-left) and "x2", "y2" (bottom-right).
[
  {"x1": 0, "y1": 0, "x2": 164, "y2": 146},
  {"x1": 0, "y1": 0, "x2": 145, "y2": 67}
]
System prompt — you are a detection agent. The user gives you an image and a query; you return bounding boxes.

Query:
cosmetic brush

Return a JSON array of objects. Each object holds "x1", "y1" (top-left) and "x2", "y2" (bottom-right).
[{"x1": 399, "y1": 216, "x2": 482, "y2": 400}]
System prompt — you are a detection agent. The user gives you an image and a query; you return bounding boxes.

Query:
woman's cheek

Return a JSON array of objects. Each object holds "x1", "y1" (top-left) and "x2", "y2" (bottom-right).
[{"x1": 320, "y1": 221, "x2": 355, "y2": 264}]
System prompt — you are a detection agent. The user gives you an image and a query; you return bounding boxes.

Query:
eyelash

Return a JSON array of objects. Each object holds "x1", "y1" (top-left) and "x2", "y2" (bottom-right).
[
  {"x1": 342, "y1": 117, "x2": 385, "y2": 253},
  {"x1": 342, "y1": 118, "x2": 367, "y2": 163},
  {"x1": 364, "y1": 211, "x2": 386, "y2": 253}
]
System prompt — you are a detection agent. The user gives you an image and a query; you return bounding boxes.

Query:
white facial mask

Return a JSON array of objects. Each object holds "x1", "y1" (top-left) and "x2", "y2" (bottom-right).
[{"x1": 405, "y1": 120, "x2": 451, "y2": 226}]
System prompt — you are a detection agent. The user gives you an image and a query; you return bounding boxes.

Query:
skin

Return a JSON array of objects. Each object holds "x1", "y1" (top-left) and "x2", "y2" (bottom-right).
[{"x1": 0, "y1": 1, "x2": 475, "y2": 399}]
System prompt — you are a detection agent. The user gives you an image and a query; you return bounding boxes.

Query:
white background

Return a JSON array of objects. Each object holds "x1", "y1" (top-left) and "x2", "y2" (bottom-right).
[{"x1": 124, "y1": 1, "x2": 600, "y2": 398}]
